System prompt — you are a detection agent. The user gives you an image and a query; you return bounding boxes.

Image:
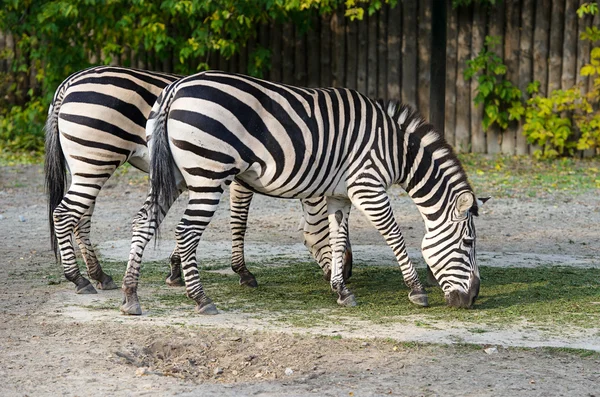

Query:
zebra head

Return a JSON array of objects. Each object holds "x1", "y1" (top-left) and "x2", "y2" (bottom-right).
[{"x1": 421, "y1": 191, "x2": 487, "y2": 309}]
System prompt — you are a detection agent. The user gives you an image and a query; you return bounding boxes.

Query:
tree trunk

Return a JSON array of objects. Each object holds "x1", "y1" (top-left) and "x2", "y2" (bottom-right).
[
  {"x1": 417, "y1": 0, "x2": 431, "y2": 115},
  {"x1": 377, "y1": 5, "x2": 388, "y2": 101},
  {"x1": 470, "y1": 3, "x2": 486, "y2": 153},
  {"x1": 387, "y1": 3, "x2": 401, "y2": 100},
  {"x1": 455, "y1": 5, "x2": 472, "y2": 153},
  {"x1": 402, "y1": 0, "x2": 418, "y2": 107},
  {"x1": 501, "y1": 0, "x2": 520, "y2": 155},
  {"x1": 548, "y1": 0, "x2": 565, "y2": 93},
  {"x1": 445, "y1": 1, "x2": 458, "y2": 148},
  {"x1": 517, "y1": 0, "x2": 535, "y2": 155},
  {"x1": 331, "y1": 10, "x2": 346, "y2": 87}
]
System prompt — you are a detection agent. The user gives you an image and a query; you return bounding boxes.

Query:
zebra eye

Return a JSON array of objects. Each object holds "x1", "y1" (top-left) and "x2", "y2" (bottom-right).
[{"x1": 463, "y1": 238, "x2": 474, "y2": 247}]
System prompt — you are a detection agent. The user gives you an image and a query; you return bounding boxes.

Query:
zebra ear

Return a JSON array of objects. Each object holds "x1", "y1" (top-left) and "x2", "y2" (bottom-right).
[
  {"x1": 456, "y1": 192, "x2": 474, "y2": 215},
  {"x1": 477, "y1": 196, "x2": 491, "y2": 206}
]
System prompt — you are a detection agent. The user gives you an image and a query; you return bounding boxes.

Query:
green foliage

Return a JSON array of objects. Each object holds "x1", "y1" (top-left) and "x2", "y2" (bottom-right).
[
  {"x1": 522, "y1": 3, "x2": 600, "y2": 159},
  {"x1": 464, "y1": 36, "x2": 524, "y2": 131},
  {"x1": 0, "y1": 98, "x2": 46, "y2": 155}
]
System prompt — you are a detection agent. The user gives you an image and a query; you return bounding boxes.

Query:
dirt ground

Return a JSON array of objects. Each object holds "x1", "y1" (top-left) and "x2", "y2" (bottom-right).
[{"x1": 1, "y1": 164, "x2": 599, "y2": 397}]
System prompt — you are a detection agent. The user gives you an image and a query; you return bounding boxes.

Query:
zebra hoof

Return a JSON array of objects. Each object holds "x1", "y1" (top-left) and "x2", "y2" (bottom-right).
[
  {"x1": 165, "y1": 276, "x2": 184, "y2": 287},
  {"x1": 408, "y1": 290, "x2": 429, "y2": 307},
  {"x1": 76, "y1": 281, "x2": 97, "y2": 294},
  {"x1": 120, "y1": 300, "x2": 142, "y2": 316},
  {"x1": 239, "y1": 272, "x2": 258, "y2": 288},
  {"x1": 337, "y1": 291, "x2": 357, "y2": 307},
  {"x1": 197, "y1": 301, "x2": 218, "y2": 315},
  {"x1": 97, "y1": 274, "x2": 118, "y2": 290}
]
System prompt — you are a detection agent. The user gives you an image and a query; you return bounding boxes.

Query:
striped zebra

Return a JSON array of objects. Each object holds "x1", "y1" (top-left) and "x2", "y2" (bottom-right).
[
  {"x1": 123, "y1": 70, "x2": 487, "y2": 315},
  {"x1": 44, "y1": 66, "x2": 349, "y2": 297}
]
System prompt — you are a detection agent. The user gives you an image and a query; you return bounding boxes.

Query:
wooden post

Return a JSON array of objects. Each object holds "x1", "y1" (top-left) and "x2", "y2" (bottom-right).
[
  {"x1": 455, "y1": 5, "x2": 472, "y2": 153},
  {"x1": 534, "y1": 0, "x2": 551, "y2": 95},
  {"x1": 445, "y1": 1, "x2": 458, "y2": 148},
  {"x1": 517, "y1": 0, "x2": 535, "y2": 155},
  {"x1": 487, "y1": 0, "x2": 505, "y2": 154},
  {"x1": 576, "y1": 0, "x2": 591, "y2": 93},
  {"x1": 429, "y1": 0, "x2": 445, "y2": 134},
  {"x1": 307, "y1": 14, "x2": 321, "y2": 88},
  {"x1": 501, "y1": 0, "x2": 520, "y2": 155},
  {"x1": 294, "y1": 25, "x2": 307, "y2": 85},
  {"x1": 346, "y1": 19, "x2": 358, "y2": 89},
  {"x1": 419, "y1": 0, "x2": 432, "y2": 119},
  {"x1": 387, "y1": 3, "x2": 402, "y2": 100},
  {"x1": 320, "y1": 14, "x2": 332, "y2": 87},
  {"x1": 470, "y1": 2, "x2": 486, "y2": 153},
  {"x1": 367, "y1": 12, "x2": 378, "y2": 98},
  {"x1": 270, "y1": 22, "x2": 282, "y2": 82},
  {"x1": 282, "y1": 23, "x2": 294, "y2": 84},
  {"x1": 402, "y1": 0, "x2": 418, "y2": 108},
  {"x1": 562, "y1": 0, "x2": 578, "y2": 89},
  {"x1": 548, "y1": 0, "x2": 565, "y2": 93},
  {"x1": 357, "y1": 15, "x2": 368, "y2": 94},
  {"x1": 377, "y1": 5, "x2": 388, "y2": 101},
  {"x1": 331, "y1": 10, "x2": 346, "y2": 87}
]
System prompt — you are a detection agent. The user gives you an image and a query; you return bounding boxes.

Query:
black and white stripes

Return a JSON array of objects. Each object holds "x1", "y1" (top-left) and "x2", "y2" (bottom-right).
[{"x1": 139, "y1": 70, "x2": 483, "y2": 313}]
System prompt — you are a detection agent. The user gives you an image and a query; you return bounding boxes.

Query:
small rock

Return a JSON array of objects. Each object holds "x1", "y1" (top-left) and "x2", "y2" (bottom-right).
[
  {"x1": 231, "y1": 370, "x2": 238, "y2": 376},
  {"x1": 18, "y1": 215, "x2": 26, "y2": 222},
  {"x1": 484, "y1": 347, "x2": 498, "y2": 355},
  {"x1": 213, "y1": 367, "x2": 223, "y2": 375},
  {"x1": 361, "y1": 342, "x2": 370, "y2": 347},
  {"x1": 255, "y1": 372, "x2": 263, "y2": 378},
  {"x1": 285, "y1": 368, "x2": 294, "y2": 376},
  {"x1": 135, "y1": 367, "x2": 149, "y2": 376}
]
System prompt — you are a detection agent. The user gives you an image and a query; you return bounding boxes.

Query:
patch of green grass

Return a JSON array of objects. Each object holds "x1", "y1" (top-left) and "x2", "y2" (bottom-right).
[
  {"x1": 0, "y1": 150, "x2": 43, "y2": 166},
  {"x1": 458, "y1": 154, "x2": 600, "y2": 198},
  {"x1": 92, "y1": 260, "x2": 600, "y2": 330}
]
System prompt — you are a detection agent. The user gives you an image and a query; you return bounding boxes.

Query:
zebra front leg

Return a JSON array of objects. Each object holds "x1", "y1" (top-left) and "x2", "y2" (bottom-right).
[
  {"x1": 74, "y1": 203, "x2": 117, "y2": 290},
  {"x1": 350, "y1": 188, "x2": 428, "y2": 307},
  {"x1": 176, "y1": 190, "x2": 223, "y2": 315},
  {"x1": 165, "y1": 248, "x2": 184, "y2": 286},
  {"x1": 300, "y1": 197, "x2": 353, "y2": 282},
  {"x1": 326, "y1": 197, "x2": 356, "y2": 307},
  {"x1": 229, "y1": 181, "x2": 258, "y2": 287}
]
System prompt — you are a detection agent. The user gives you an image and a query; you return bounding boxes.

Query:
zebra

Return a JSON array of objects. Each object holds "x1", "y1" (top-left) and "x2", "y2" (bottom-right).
[
  {"x1": 122, "y1": 70, "x2": 487, "y2": 315},
  {"x1": 44, "y1": 66, "x2": 350, "y2": 297}
]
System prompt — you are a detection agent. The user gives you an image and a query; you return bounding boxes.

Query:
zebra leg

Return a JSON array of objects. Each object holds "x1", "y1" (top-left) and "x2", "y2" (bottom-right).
[
  {"x1": 74, "y1": 203, "x2": 118, "y2": 290},
  {"x1": 326, "y1": 197, "x2": 356, "y2": 307},
  {"x1": 121, "y1": 188, "x2": 181, "y2": 315},
  {"x1": 300, "y1": 197, "x2": 353, "y2": 282},
  {"x1": 229, "y1": 181, "x2": 258, "y2": 287},
  {"x1": 349, "y1": 189, "x2": 428, "y2": 307},
  {"x1": 53, "y1": 185, "x2": 103, "y2": 294},
  {"x1": 166, "y1": 247, "x2": 184, "y2": 287},
  {"x1": 176, "y1": 190, "x2": 223, "y2": 315}
]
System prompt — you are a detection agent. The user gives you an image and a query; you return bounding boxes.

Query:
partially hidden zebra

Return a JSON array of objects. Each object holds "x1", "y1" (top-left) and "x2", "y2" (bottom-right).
[
  {"x1": 124, "y1": 70, "x2": 487, "y2": 315},
  {"x1": 44, "y1": 66, "x2": 351, "y2": 298}
]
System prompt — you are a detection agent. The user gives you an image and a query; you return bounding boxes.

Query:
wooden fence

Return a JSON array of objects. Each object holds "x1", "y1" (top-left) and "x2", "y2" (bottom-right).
[{"x1": 1, "y1": 0, "x2": 595, "y2": 154}]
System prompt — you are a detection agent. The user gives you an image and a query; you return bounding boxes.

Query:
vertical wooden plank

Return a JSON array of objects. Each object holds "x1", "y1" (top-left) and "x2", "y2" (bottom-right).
[
  {"x1": 331, "y1": 10, "x2": 346, "y2": 87},
  {"x1": 445, "y1": 0, "x2": 458, "y2": 148},
  {"x1": 229, "y1": 51, "x2": 239, "y2": 74},
  {"x1": 294, "y1": 25, "x2": 307, "y2": 85},
  {"x1": 430, "y1": 0, "x2": 447, "y2": 133},
  {"x1": 367, "y1": 11, "x2": 378, "y2": 98},
  {"x1": 548, "y1": 0, "x2": 565, "y2": 93},
  {"x1": 387, "y1": 3, "x2": 401, "y2": 100},
  {"x1": 136, "y1": 45, "x2": 147, "y2": 70},
  {"x1": 320, "y1": 14, "x2": 332, "y2": 87},
  {"x1": 417, "y1": 0, "x2": 431, "y2": 116},
  {"x1": 534, "y1": 0, "x2": 551, "y2": 95},
  {"x1": 470, "y1": 3, "x2": 486, "y2": 154},
  {"x1": 377, "y1": 5, "x2": 388, "y2": 101},
  {"x1": 239, "y1": 41, "x2": 248, "y2": 75},
  {"x1": 346, "y1": 19, "x2": 358, "y2": 90},
  {"x1": 517, "y1": 0, "x2": 535, "y2": 155},
  {"x1": 402, "y1": 0, "x2": 418, "y2": 107},
  {"x1": 501, "y1": 0, "x2": 520, "y2": 155},
  {"x1": 589, "y1": 10, "x2": 600, "y2": 93},
  {"x1": 562, "y1": 0, "x2": 578, "y2": 89},
  {"x1": 270, "y1": 22, "x2": 282, "y2": 82},
  {"x1": 455, "y1": 5, "x2": 472, "y2": 153},
  {"x1": 0, "y1": 31, "x2": 6, "y2": 73},
  {"x1": 576, "y1": 0, "x2": 591, "y2": 93},
  {"x1": 487, "y1": 0, "x2": 505, "y2": 154},
  {"x1": 307, "y1": 14, "x2": 321, "y2": 87},
  {"x1": 282, "y1": 23, "x2": 294, "y2": 84},
  {"x1": 218, "y1": 50, "x2": 228, "y2": 72},
  {"x1": 357, "y1": 15, "x2": 368, "y2": 94}
]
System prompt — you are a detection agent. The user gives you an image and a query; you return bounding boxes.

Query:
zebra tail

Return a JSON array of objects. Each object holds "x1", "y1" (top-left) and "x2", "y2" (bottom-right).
[
  {"x1": 149, "y1": 89, "x2": 178, "y2": 237},
  {"x1": 44, "y1": 91, "x2": 67, "y2": 260}
]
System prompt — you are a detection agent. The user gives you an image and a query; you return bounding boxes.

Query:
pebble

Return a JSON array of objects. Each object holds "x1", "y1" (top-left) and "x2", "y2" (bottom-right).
[
  {"x1": 213, "y1": 367, "x2": 223, "y2": 375},
  {"x1": 285, "y1": 368, "x2": 294, "y2": 376},
  {"x1": 18, "y1": 215, "x2": 26, "y2": 222},
  {"x1": 135, "y1": 367, "x2": 150, "y2": 376},
  {"x1": 484, "y1": 347, "x2": 498, "y2": 355}
]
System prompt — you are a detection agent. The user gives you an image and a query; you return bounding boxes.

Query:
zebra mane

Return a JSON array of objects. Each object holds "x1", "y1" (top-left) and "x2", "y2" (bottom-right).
[{"x1": 383, "y1": 99, "x2": 479, "y2": 216}]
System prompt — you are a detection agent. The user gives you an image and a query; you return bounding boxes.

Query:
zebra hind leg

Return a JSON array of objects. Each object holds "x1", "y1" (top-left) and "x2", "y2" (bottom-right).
[
  {"x1": 229, "y1": 181, "x2": 257, "y2": 288},
  {"x1": 74, "y1": 203, "x2": 117, "y2": 290}
]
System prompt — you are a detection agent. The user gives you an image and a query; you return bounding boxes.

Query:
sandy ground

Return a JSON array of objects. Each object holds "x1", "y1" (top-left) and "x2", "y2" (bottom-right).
[{"x1": 1, "y1": 164, "x2": 599, "y2": 396}]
